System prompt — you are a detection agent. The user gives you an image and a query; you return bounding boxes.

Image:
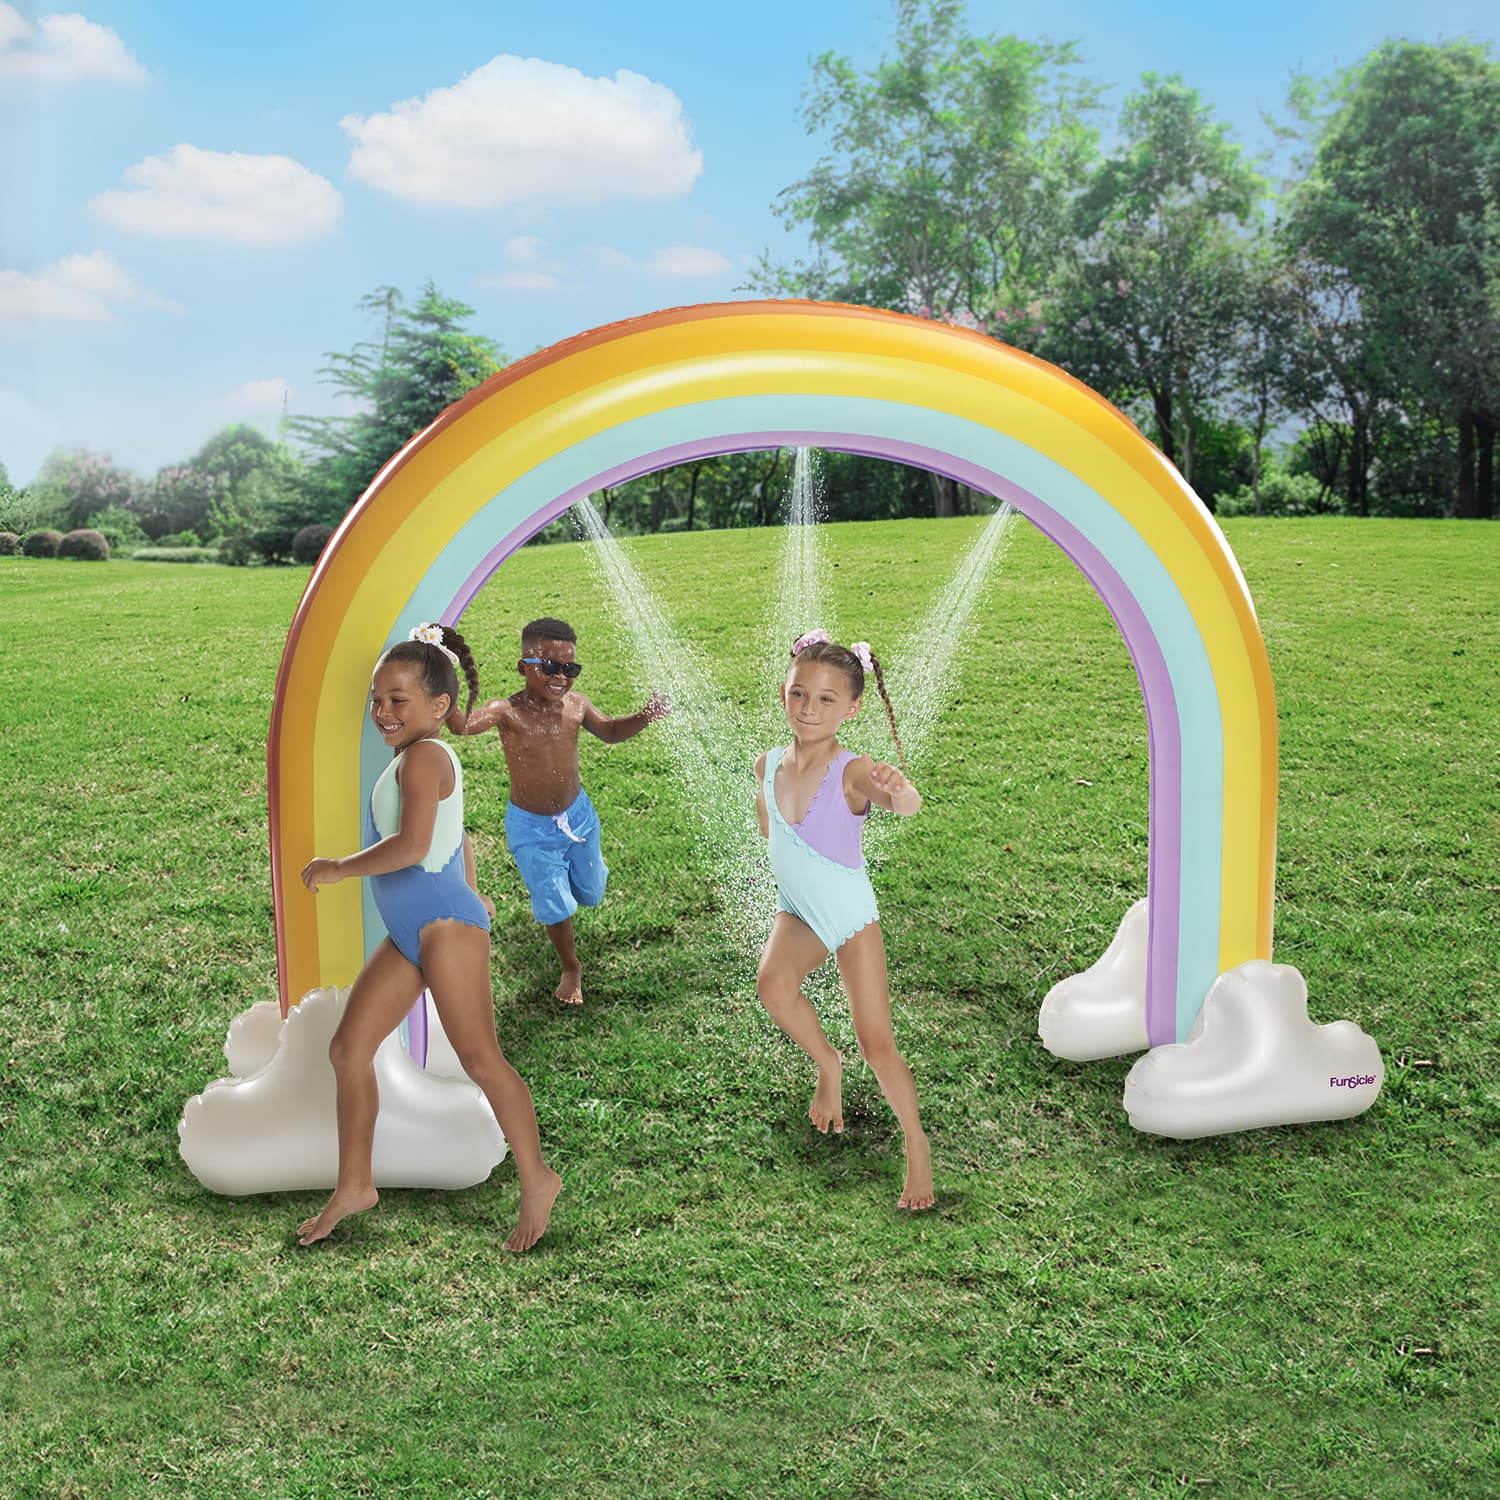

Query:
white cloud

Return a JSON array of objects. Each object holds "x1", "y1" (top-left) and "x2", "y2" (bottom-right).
[
  {"x1": 505, "y1": 235, "x2": 546, "y2": 262},
  {"x1": 0, "y1": 250, "x2": 180, "y2": 330},
  {"x1": 479, "y1": 234, "x2": 566, "y2": 292},
  {"x1": 0, "y1": 3, "x2": 147, "y2": 84},
  {"x1": 1037, "y1": 896, "x2": 1150, "y2": 1061},
  {"x1": 89, "y1": 144, "x2": 342, "y2": 246},
  {"x1": 179, "y1": 989, "x2": 506, "y2": 1195},
  {"x1": 647, "y1": 243, "x2": 732, "y2": 277},
  {"x1": 341, "y1": 54, "x2": 703, "y2": 208},
  {"x1": 591, "y1": 241, "x2": 732, "y2": 278},
  {"x1": 1123, "y1": 961, "x2": 1385, "y2": 1138},
  {"x1": 226, "y1": 377, "x2": 290, "y2": 408}
]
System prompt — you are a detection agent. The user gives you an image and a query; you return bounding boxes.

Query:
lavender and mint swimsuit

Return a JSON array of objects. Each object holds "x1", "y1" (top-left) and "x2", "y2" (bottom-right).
[{"x1": 763, "y1": 745, "x2": 879, "y2": 954}]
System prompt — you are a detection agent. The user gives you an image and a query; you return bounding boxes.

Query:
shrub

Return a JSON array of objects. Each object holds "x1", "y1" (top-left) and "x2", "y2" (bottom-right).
[
  {"x1": 218, "y1": 533, "x2": 257, "y2": 567},
  {"x1": 130, "y1": 547, "x2": 222, "y2": 564},
  {"x1": 0, "y1": 531, "x2": 19, "y2": 555},
  {"x1": 21, "y1": 529, "x2": 63, "y2": 557},
  {"x1": 155, "y1": 529, "x2": 203, "y2": 548},
  {"x1": 292, "y1": 523, "x2": 335, "y2": 565},
  {"x1": 1218, "y1": 471, "x2": 1333, "y2": 518},
  {"x1": 58, "y1": 528, "x2": 110, "y2": 561}
]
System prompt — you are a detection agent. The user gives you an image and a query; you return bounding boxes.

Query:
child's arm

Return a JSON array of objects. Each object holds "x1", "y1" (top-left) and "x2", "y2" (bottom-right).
[
  {"x1": 463, "y1": 831, "x2": 496, "y2": 918},
  {"x1": 753, "y1": 750, "x2": 769, "y2": 839},
  {"x1": 301, "y1": 740, "x2": 447, "y2": 889},
  {"x1": 580, "y1": 690, "x2": 671, "y2": 744},
  {"x1": 848, "y1": 755, "x2": 921, "y2": 817},
  {"x1": 446, "y1": 698, "x2": 513, "y2": 736}
]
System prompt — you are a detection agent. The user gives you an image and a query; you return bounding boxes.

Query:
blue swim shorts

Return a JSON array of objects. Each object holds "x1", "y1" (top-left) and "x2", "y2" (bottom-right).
[{"x1": 504, "y1": 788, "x2": 609, "y2": 926}]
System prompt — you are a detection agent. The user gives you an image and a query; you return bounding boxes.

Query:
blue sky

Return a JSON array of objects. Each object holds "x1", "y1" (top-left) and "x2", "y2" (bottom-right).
[{"x1": 2, "y1": 0, "x2": 1495, "y2": 486}]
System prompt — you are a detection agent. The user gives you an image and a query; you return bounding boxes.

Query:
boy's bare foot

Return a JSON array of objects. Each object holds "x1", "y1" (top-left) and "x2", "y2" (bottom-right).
[
  {"x1": 809, "y1": 1051, "x2": 844, "y2": 1134},
  {"x1": 897, "y1": 1131, "x2": 935, "y2": 1211},
  {"x1": 505, "y1": 1167, "x2": 563, "y2": 1252},
  {"x1": 297, "y1": 1184, "x2": 379, "y2": 1246},
  {"x1": 555, "y1": 966, "x2": 583, "y2": 1006}
]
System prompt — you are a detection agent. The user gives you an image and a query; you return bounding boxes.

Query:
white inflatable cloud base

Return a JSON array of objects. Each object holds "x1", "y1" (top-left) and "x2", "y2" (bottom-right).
[
  {"x1": 1037, "y1": 897, "x2": 1151, "y2": 1061},
  {"x1": 179, "y1": 986, "x2": 507, "y2": 1195},
  {"x1": 1123, "y1": 960, "x2": 1384, "y2": 1139}
]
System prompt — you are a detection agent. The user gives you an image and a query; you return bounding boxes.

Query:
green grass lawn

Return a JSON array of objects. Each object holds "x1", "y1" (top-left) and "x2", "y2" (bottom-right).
[{"x1": 2, "y1": 517, "x2": 1496, "y2": 1498}]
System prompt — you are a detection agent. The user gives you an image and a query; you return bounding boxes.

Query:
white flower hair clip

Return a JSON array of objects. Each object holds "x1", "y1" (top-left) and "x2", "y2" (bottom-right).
[
  {"x1": 851, "y1": 641, "x2": 874, "y2": 674},
  {"x1": 408, "y1": 622, "x2": 460, "y2": 669},
  {"x1": 792, "y1": 629, "x2": 831, "y2": 656}
]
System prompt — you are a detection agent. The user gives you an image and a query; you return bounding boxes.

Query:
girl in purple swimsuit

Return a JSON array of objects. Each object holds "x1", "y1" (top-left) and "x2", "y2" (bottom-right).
[{"x1": 753, "y1": 631, "x2": 935, "y2": 1212}]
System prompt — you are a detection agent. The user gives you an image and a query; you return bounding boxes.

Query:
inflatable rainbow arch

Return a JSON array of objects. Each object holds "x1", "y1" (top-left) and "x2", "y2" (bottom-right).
[{"x1": 269, "y1": 300, "x2": 1278, "y2": 1049}]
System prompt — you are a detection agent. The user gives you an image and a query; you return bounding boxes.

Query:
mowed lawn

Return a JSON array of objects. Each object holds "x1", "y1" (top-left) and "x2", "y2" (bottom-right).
[{"x1": 1, "y1": 515, "x2": 1496, "y2": 1498}]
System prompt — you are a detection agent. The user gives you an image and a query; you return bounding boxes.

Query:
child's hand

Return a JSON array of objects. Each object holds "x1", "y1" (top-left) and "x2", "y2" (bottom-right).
[
  {"x1": 301, "y1": 857, "x2": 343, "y2": 892},
  {"x1": 643, "y1": 690, "x2": 671, "y2": 722},
  {"x1": 869, "y1": 761, "x2": 921, "y2": 814}
]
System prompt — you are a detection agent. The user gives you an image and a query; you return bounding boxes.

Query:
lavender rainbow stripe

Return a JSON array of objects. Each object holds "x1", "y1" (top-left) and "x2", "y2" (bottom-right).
[{"x1": 362, "y1": 394, "x2": 1221, "y2": 1043}]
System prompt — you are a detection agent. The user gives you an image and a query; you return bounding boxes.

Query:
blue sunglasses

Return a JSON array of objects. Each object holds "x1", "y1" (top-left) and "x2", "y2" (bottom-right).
[{"x1": 522, "y1": 656, "x2": 583, "y2": 679}]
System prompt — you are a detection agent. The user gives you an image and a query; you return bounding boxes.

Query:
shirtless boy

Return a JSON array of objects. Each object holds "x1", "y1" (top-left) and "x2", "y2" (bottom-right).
[{"x1": 448, "y1": 617, "x2": 668, "y2": 1005}]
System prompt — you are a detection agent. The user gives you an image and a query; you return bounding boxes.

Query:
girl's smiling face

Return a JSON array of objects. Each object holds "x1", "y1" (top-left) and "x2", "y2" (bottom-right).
[
  {"x1": 370, "y1": 659, "x2": 449, "y2": 752},
  {"x1": 782, "y1": 660, "x2": 860, "y2": 739}
]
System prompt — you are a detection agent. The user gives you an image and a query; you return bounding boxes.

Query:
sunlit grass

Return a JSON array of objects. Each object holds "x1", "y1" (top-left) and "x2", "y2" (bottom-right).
[{"x1": 2, "y1": 516, "x2": 1496, "y2": 1497}]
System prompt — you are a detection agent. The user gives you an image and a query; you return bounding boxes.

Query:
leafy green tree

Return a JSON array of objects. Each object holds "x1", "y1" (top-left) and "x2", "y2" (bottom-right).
[
  {"x1": 1284, "y1": 40, "x2": 1500, "y2": 517},
  {"x1": 1044, "y1": 75, "x2": 1262, "y2": 492},
  {"x1": 26, "y1": 449, "x2": 141, "y2": 532},
  {"x1": 287, "y1": 282, "x2": 505, "y2": 521},
  {"x1": 756, "y1": 0, "x2": 1099, "y2": 515},
  {"x1": 137, "y1": 465, "x2": 226, "y2": 541},
  {"x1": 0, "y1": 460, "x2": 33, "y2": 534}
]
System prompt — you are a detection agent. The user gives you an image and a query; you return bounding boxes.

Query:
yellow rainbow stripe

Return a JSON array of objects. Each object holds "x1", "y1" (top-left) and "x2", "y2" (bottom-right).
[{"x1": 268, "y1": 302, "x2": 1277, "y2": 1043}]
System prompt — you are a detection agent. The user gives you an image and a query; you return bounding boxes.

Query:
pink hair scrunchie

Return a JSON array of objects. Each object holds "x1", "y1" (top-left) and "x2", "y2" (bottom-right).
[
  {"x1": 791, "y1": 629, "x2": 831, "y2": 656},
  {"x1": 850, "y1": 641, "x2": 874, "y2": 674}
]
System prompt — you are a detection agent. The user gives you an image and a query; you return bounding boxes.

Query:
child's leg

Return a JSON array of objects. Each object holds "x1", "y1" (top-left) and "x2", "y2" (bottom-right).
[
  {"x1": 298, "y1": 939, "x2": 424, "y2": 1246},
  {"x1": 420, "y1": 920, "x2": 562, "y2": 1252},
  {"x1": 756, "y1": 912, "x2": 844, "y2": 1134},
  {"x1": 543, "y1": 916, "x2": 583, "y2": 1006},
  {"x1": 836, "y1": 924, "x2": 935, "y2": 1211}
]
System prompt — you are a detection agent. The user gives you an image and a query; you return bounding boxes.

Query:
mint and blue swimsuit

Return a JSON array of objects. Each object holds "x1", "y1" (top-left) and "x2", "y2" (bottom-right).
[
  {"x1": 367, "y1": 737, "x2": 490, "y2": 965},
  {"x1": 763, "y1": 745, "x2": 879, "y2": 953}
]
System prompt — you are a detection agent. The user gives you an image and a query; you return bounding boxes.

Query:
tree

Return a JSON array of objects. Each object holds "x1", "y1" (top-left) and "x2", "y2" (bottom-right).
[
  {"x1": 137, "y1": 465, "x2": 226, "y2": 540},
  {"x1": 1044, "y1": 75, "x2": 1263, "y2": 491},
  {"x1": 755, "y1": 0, "x2": 1100, "y2": 515},
  {"x1": 26, "y1": 449, "x2": 140, "y2": 532},
  {"x1": 1284, "y1": 41, "x2": 1500, "y2": 517},
  {"x1": 286, "y1": 282, "x2": 505, "y2": 521}
]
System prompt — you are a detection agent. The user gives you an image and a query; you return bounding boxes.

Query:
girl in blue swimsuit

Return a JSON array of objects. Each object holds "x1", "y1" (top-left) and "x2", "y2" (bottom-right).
[
  {"x1": 298, "y1": 623, "x2": 561, "y2": 1250},
  {"x1": 754, "y1": 631, "x2": 935, "y2": 1212}
]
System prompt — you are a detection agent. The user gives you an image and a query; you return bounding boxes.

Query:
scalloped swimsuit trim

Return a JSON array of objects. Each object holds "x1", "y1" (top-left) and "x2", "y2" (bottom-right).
[{"x1": 763, "y1": 744, "x2": 879, "y2": 954}]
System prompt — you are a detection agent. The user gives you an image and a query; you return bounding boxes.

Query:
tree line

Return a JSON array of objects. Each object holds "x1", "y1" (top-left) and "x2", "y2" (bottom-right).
[{"x1": 3, "y1": 1, "x2": 1495, "y2": 556}]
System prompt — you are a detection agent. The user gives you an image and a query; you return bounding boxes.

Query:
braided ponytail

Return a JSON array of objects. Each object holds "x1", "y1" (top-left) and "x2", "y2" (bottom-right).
[
  {"x1": 440, "y1": 624, "x2": 481, "y2": 722},
  {"x1": 866, "y1": 651, "x2": 908, "y2": 778}
]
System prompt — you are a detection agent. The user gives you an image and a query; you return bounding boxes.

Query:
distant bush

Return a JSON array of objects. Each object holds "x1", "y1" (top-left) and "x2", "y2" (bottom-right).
[
  {"x1": 1218, "y1": 471, "x2": 1333, "y2": 518},
  {"x1": 22, "y1": 529, "x2": 63, "y2": 557},
  {"x1": 130, "y1": 546, "x2": 222, "y2": 564},
  {"x1": 292, "y1": 523, "x2": 335, "y2": 564},
  {"x1": 58, "y1": 528, "x2": 111, "y2": 560},
  {"x1": 154, "y1": 529, "x2": 203, "y2": 548},
  {"x1": 0, "y1": 531, "x2": 19, "y2": 555},
  {"x1": 218, "y1": 533, "x2": 257, "y2": 567}
]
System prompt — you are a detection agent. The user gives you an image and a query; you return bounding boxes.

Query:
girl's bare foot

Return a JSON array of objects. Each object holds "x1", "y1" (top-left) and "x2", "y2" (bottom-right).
[
  {"x1": 504, "y1": 1167, "x2": 563, "y2": 1252},
  {"x1": 555, "y1": 966, "x2": 583, "y2": 1006},
  {"x1": 809, "y1": 1051, "x2": 844, "y2": 1134},
  {"x1": 897, "y1": 1131, "x2": 935, "y2": 1211},
  {"x1": 298, "y1": 1184, "x2": 379, "y2": 1246}
]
